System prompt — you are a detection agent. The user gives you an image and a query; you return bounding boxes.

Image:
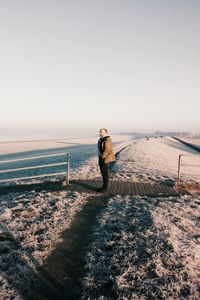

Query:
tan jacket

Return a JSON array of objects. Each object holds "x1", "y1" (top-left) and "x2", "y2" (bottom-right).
[{"x1": 100, "y1": 136, "x2": 116, "y2": 164}]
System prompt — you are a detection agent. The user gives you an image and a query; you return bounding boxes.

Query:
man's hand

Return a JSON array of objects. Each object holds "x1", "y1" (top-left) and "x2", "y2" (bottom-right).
[{"x1": 100, "y1": 151, "x2": 109, "y2": 159}]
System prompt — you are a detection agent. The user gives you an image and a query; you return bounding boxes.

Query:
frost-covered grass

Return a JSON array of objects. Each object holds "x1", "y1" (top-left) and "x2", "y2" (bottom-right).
[
  {"x1": 81, "y1": 194, "x2": 200, "y2": 299},
  {"x1": 115, "y1": 137, "x2": 200, "y2": 184},
  {"x1": 0, "y1": 189, "x2": 90, "y2": 299},
  {"x1": 69, "y1": 137, "x2": 200, "y2": 184}
]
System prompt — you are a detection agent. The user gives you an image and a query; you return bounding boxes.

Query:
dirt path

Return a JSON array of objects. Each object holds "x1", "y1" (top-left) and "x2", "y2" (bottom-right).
[{"x1": 27, "y1": 194, "x2": 110, "y2": 300}]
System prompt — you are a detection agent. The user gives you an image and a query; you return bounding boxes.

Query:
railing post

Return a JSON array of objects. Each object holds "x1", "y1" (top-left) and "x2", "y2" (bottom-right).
[
  {"x1": 177, "y1": 154, "x2": 182, "y2": 183},
  {"x1": 66, "y1": 152, "x2": 70, "y2": 185},
  {"x1": 62, "y1": 152, "x2": 70, "y2": 186}
]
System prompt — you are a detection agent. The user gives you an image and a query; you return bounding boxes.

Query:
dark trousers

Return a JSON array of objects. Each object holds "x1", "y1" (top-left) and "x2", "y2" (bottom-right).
[{"x1": 99, "y1": 157, "x2": 109, "y2": 189}]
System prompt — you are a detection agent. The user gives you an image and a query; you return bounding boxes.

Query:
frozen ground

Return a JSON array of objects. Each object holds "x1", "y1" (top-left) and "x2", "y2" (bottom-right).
[
  {"x1": 0, "y1": 190, "x2": 91, "y2": 299},
  {"x1": 71, "y1": 137, "x2": 200, "y2": 184},
  {"x1": 81, "y1": 194, "x2": 200, "y2": 299},
  {"x1": 180, "y1": 137, "x2": 200, "y2": 146},
  {"x1": 179, "y1": 137, "x2": 200, "y2": 151},
  {"x1": 0, "y1": 136, "x2": 200, "y2": 299}
]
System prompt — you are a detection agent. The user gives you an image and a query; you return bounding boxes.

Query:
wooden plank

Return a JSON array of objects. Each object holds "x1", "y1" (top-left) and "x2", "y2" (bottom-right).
[
  {"x1": 126, "y1": 181, "x2": 130, "y2": 195},
  {"x1": 112, "y1": 181, "x2": 117, "y2": 195},
  {"x1": 107, "y1": 181, "x2": 112, "y2": 194},
  {"x1": 143, "y1": 183, "x2": 152, "y2": 196},
  {"x1": 140, "y1": 182, "x2": 146, "y2": 196},
  {"x1": 124, "y1": 181, "x2": 128, "y2": 196},
  {"x1": 151, "y1": 183, "x2": 161, "y2": 196},
  {"x1": 107, "y1": 180, "x2": 111, "y2": 193},
  {"x1": 144, "y1": 183, "x2": 151, "y2": 196},
  {"x1": 129, "y1": 181, "x2": 134, "y2": 195},
  {"x1": 142, "y1": 183, "x2": 153, "y2": 196},
  {"x1": 155, "y1": 184, "x2": 166, "y2": 196},
  {"x1": 130, "y1": 182, "x2": 135, "y2": 195},
  {"x1": 128, "y1": 181, "x2": 133, "y2": 195},
  {"x1": 135, "y1": 182, "x2": 140, "y2": 195},
  {"x1": 149, "y1": 183, "x2": 157, "y2": 196},
  {"x1": 119, "y1": 181, "x2": 124, "y2": 195},
  {"x1": 115, "y1": 180, "x2": 120, "y2": 195},
  {"x1": 159, "y1": 184, "x2": 171, "y2": 196},
  {"x1": 118, "y1": 181, "x2": 122, "y2": 194},
  {"x1": 112, "y1": 180, "x2": 116, "y2": 195},
  {"x1": 161, "y1": 185, "x2": 177, "y2": 196},
  {"x1": 123, "y1": 181, "x2": 127, "y2": 196},
  {"x1": 167, "y1": 186, "x2": 178, "y2": 196},
  {"x1": 137, "y1": 182, "x2": 143, "y2": 195},
  {"x1": 111, "y1": 180, "x2": 116, "y2": 194}
]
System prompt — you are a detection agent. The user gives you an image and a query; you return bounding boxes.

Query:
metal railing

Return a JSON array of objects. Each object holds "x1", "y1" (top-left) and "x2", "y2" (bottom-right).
[
  {"x1": 177, "y1": 153, "x2": 200, "y2": 183},
  {"x1": 0, "y1": 152, "x2": 70, "y2": 185}
]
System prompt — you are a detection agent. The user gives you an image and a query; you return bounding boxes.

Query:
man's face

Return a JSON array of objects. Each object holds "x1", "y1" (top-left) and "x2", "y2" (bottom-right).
[{"x1": 99, "y1": 129, "x2": 107, "y2": 137}]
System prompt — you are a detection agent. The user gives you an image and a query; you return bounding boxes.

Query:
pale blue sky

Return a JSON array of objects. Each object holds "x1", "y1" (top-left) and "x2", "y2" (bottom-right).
[{"x1": 0, "y1": 0, "x2": 199, "y2": 138}]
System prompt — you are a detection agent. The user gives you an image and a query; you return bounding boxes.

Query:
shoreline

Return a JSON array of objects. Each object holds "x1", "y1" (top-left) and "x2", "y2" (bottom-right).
[{"x1": 0, "y1": 135, "x2": 132, "y2": 156}]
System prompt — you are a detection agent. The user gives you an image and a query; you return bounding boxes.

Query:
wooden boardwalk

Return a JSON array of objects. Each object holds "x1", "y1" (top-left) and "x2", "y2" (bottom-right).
[
  {"x1": 0, "y1": 179, "x2": 178, "y2": 197},
  {"x1": 69, "y1": 179, "x2": 178, "y2": 197}
]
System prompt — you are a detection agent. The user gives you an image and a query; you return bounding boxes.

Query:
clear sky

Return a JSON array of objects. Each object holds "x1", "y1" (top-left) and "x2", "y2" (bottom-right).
[{"x1": 0, "y1": 0, "x2": 199, "y2": 138}]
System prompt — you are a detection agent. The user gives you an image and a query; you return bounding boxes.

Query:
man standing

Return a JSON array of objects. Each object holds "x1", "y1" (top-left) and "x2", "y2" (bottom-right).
[{"x1": 97, "y1": 128, "x2": 116, "y2": 192}]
